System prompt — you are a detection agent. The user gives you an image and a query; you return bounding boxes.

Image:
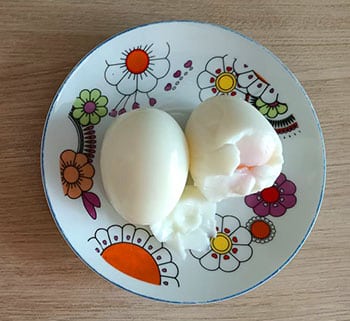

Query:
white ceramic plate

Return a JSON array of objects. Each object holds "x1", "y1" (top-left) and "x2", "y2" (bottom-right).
[{"x1": 41, "y1": 21, "x2": 326, "y2": 304}]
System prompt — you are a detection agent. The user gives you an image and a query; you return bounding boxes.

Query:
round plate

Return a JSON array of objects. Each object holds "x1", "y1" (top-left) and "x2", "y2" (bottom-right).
[{"x1": 41, "y1": 21, "x2": 326, "y2": 304}]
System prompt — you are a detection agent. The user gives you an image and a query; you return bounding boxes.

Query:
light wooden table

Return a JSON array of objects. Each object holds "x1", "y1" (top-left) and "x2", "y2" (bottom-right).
[{"x1": 1, "y1": 0, "x2": 349, "y2": 320}]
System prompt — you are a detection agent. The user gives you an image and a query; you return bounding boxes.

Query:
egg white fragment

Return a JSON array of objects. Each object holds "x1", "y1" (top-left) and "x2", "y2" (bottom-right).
[
  {"x1": 100, "y1": 108, "x2": 189, "y2": 225},
  {"x1": 150, "y1": 185, "x2": 217, "y2": 259},
  {"x1": 185, "y1": 95, "x2": 283, "y2": 202}
]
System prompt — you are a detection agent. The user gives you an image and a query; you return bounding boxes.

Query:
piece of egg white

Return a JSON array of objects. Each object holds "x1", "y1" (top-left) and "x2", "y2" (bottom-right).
[
  {"x1": 185, "y1": 95, "x2": 283, "y2": 202},
  {"x1": 150, "y1": 185, "x2": 217, "y2": 259},
  {"x1": 100, "y1": 108, "x2": 189, "y2": 225}
]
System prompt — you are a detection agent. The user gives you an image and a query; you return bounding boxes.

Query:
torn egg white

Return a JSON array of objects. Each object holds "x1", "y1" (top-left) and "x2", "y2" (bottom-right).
[
  {"x1": 185, "y1": 95, "x2": 283, "y2": 202},
  {"x1": 150, "y1": 185, "x2": 217, "y2": 259}
]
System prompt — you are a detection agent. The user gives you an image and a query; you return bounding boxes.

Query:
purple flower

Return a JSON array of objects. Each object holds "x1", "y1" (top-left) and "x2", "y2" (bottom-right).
[{"x1": 245, "y1": 173, "x2": 297, "y2": 217}]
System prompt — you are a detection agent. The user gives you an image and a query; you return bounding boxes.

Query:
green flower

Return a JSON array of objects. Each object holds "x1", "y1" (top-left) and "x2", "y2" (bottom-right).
[
  {"x1": 256, "y1": 98, "x2": 287, "y2": 119},
  {"x1": 72, "y1": 89, "x2": 108, "y2": 126}
]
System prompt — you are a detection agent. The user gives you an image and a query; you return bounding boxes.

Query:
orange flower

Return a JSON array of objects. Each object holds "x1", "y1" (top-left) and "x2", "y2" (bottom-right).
[{"x1": 60, "y1": 150, "x2": 95, "y2": 199}]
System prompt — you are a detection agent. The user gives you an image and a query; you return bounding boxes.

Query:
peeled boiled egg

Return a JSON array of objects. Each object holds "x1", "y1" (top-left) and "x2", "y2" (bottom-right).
[
  {"x1": 185, "y1": 95, "x2": 283, "y2": 202},
  {"x1": 150, "y1": 185, "x2": 217, "y2": 259},
  {"x1": 100, "y1": 108, "x2": 189, "y2": 225}
]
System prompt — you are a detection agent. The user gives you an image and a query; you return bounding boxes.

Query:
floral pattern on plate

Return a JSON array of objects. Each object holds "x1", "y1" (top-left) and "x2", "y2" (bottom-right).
[
  {"x1": 246, "y1": 216, "x2": 276, "y2": 244},
  {"x1": 197, "y1": 55, "x2": 300, "y2": 138},
  {"x1": 58, "y1": 88, "x2": 109, "y2": 219},
  {"x1": 191, "y1": 215, "x2": 253, "y2": 272},
  {"x1": 88, "y1": 224, "x2": 180, "y2": 287},
  {"x1": 105, "y1": 43, "x2": 170, "y2": 116},
  {"x1": 245, "y1": 173, "x2": 297, "y2": 217}
]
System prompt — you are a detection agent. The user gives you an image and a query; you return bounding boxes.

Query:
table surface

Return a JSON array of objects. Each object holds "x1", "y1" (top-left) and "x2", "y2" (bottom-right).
[{"x1": 1, "y1": 0, "x2": 349, "y2": 320}]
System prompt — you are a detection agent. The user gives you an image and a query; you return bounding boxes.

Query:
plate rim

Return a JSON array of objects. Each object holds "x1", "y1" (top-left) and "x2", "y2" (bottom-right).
[{"x1": 40, "y1": 20, "x2": 327, "y2": 304}]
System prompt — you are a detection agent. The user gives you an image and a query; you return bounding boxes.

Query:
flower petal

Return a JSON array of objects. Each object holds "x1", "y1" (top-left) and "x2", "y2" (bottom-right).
[
  {"x1": 219, "y1": 254, "x2": 240, "y2": 272},
  {"x1": 261, "y1": 85, "x2": 278, "y2": 103},
  {"x1": 137, "y1": 72, "x2": 157, "y2": 93},
  {"x1": 158, "y1": 262, "x2": 179, "y2": 278},
  {"x1": 95, "y1": 106, "x2": 108, "y2": 117},
  {"x1": 148, "y1": 58, "x2": 170, "y2": 79},
  {"x1": 144, "y1": 235, "x2": 162, "y2": 254},
  {"x1": 80, "y1": 89, "x2": 90, "y2": 102},
  {"x1": 223, "y1": 55, "x2": 236, "y2": 71},
  {"x1": 197, "y1": 71, "x2": 215, "y2": 89},
  {"x1": 237, "y1": 71, "x2": 257, "y2": 88},
  {"x1": 221, "y1": 216, "x2": 241, "y2": 234},
  {"x1": 80, "y1": 162, "x2": 94, "y2": 178},
  {"x1": 258, "y1": 105, "x2": 270, "y2": 115},
  {"x1": 231, "y1": 245, "x2": 253, "y2": 262},
  {"x1": 79, "y1": 177, "x2": 93, "y2": 192},
  {"x1": 160, "y1": 276, "x2": 179, "y2": 287},
  {"x1": 67, "y1": 184, "x2": 82, "y2": 199},
  {"x1": 72, "y1": 108, "x2": 84, "y2": 119},
  {"x1": 95, "y1": 95, "x2": 108, "y2": 107},
  {"x1": 94, "y1": 229, "x2": 110, "y2": 249},
  {"x1": 74, "y1": 153, "x2": 88, "y2": 168},
  {"x1": 199, "y1": 251, "x2": 220, "y2": 271},
  {"x1": 269, "y1": 202, "x2": 287, "y2": 217},
  {"x1": 152, "y1": 248, "x2": 172, "y2": 265},
  {"x1": 255, "y1": 98, "x2": 265, "y2": 108},
  {"x1": 232, "y1": 227, "x2": 252, "y2": 245},
  {"x1": 190, "y1": 248, "x2": 210, "y2": 259},
  {"x1": 245, "y1": 194, "x2": 262, "y2": 208},
  {"x1": 122, "y1": 224, "x2": 136, "y2": 243},
  {"x1": 279, "y1": 179, "x2": 297, "y2": 194},
  {"x1": 105, "y1": 64, "x2": 124, "y2": 86},
  {"x1": 108, "y1": 225, "x2": 123, "y2": 244},
  {"x1": 199, "y1": 86, "x2": 217, "y2": 101},
  {"x1": 60, "y1": 150, "x2": 76, "y2": 166},
  {"x1": 233, "y1": 60, "x2": 250, "y2": 73},
  {"x1": 253, "y1": 201, "x2": 270, "y2": 216},
  {"x1": 267, "y1": 107, "x2": 278, "y2": 118},
  {"x1": 205, "y1": 56, "x2": 225, "y2": 75},
  {"x1": 79, "y1": 113, "x2": 90, "y2": 126},
  {"x1": 87, "y1": 237, "x2": 103, "y2": 254},
  {"x1": 62, "y1": 182, "x2": 69, "y2": 195},
  {"x1": 280, "y1": 194, "x2": 297, "y2": 209},
  {"x1": 275, "y1": 173, "x2": 286, "y2": 186},
  {"x1": 247, "y1": 80, "x2": 268, "y2": 97},
  {"x1": 132, "y1": 228, "x2": 150, "y2": 247},
  {"x1": 89, "y1": 113, "x2": 100, "y2": 125},
  {"x1": 73, "y1": 97, "x2": 84, "y2": 108},
  {"x1": 116, "y1": 73, "x2": 137, "y2": 95},
  {"x1": 90, "y1": 89, "x2": 101, "y2": 102},
  {"x1": 277, "y1": 103, "x2": 288, "y2": 114},
  {"x1": 148, "y1": 43, "x2": 170, "y2": 59}
]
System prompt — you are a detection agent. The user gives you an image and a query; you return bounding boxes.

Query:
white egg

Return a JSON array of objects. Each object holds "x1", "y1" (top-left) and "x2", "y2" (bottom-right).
[
  {"x1": 185, "y1": 95, "x2": 283, "y2": 202},
  {"x1": 150, "y1": 185, "x2": 217, "y2": 259},
  {"x1": 100, "y1": 108, "x2": 189, "y2": 225}
]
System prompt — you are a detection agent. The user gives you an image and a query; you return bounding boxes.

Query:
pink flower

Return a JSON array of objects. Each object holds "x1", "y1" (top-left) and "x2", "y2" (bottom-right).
[{"x1": 245, "y1": 173, "x2": 297, "y2": 217}]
